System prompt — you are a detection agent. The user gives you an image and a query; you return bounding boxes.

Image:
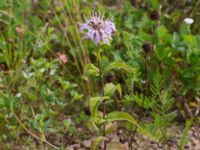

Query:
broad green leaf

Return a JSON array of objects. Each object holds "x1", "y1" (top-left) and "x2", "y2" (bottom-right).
[
  {"x1": 106, "y1": 111, "x2": 139, "y2": 127},
  {"x1": 116, "y1": 84, "x2": 122, "y2": 98},
  {"x1": 90, "y1": 97, "x2": 102, "y2": 121},
  {"x1": 89, "y1": 97, "x2": 109, "y2": 123},
  {"x1": 103, "y1": 61, "x2": 135, "y2": 75},
  {"x1": 83, "y1": 63, "x2": 99, "y2": 77},
  {"x1": 156, "y1": 25, "x2": 167, "y2": 39},
  {"x1": 90, "y1": 136, "x2": 105, "y2": 150},
  {"x1": 180, "y1": 24, "x2": 190, "y2": 35},
  {"x1": 87, "y1": 120, "x2": 99, "y2": 132},
  {"x1": 182, "y1": 35, "x2": 197, "y2": 47},
  {"x1": 104, "y1": 83, "x2": 116, "y2": 97}
]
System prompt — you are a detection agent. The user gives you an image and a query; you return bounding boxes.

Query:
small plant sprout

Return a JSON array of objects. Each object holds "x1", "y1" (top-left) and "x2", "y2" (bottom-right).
[
  {"x1": 79, "y1": 12, "x2": 116, "y2": 45},
  {"x1": 184, "y1": 18, "x2": 194, "y2": 25}
]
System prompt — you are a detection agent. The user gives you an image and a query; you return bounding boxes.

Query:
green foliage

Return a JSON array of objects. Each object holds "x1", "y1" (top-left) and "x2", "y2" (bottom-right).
[
  {"x1": 104, "y1": 83, "x2": 122, "y2": 97},
  {"x1": 0, "y1": 0, "x2": 199, "y2": 149},
  {"x1": 106, "y1": 111, "x2": 139, "y2": 127},
  {"x1": 90, "y1": 136, "x2": 105, "y2": 150},
  {"x1": 103, "y1": 60, "x2": 136, "y2": 75},
  {"x1": 142, "y1": 71, "x2": 177, "y2": 142},
  {"x1": 178, "y1": 120, "x2": 192, "y2": 150},
  {"x1": 89, "y1": 96, "x2": 103, "y2": 122},
  {"x1": 83, "y1": 63, "x2": 100, "y2": 78}
]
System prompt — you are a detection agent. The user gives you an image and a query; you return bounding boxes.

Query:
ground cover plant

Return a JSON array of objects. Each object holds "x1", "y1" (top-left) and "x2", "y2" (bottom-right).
[{"x1": 0, "y1": 0, "x2": 199, "y2": 150}]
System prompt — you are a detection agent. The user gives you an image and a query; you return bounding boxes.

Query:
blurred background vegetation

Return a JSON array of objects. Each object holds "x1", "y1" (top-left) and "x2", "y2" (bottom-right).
[{"x1": 0, "y1": 0, "x2": 199, "y2": 149}]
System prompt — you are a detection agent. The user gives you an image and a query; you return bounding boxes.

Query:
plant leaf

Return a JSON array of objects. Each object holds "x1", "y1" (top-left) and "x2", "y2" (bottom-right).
[
  {"x1": 116, "y1": 84, "x2": 122, "y2": 98},
  {"x1": 106, "y1": 111, "x2": 139, "y2": 127},
  {"x1": 83, "y1": 63, "x2": 99, "y2": 77},
  {"x1": 90, "y1": 136, "x2": 105, "y2": 150},
  {"x1": 103, "y1": 61, "x2": 135, "y2": 75},
  {"x1": 87, "y1": 120, "x2": 99, "y2": 132},
  {"x1": 104, "y1": 83, "x2": 116, "y2": 97},
  {"x1": 90, "y1": 97, "x2": 102, "y2": 121}
]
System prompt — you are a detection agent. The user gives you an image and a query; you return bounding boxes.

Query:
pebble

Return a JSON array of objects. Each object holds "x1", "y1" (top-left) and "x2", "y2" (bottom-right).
[
  {"x1": 193, "y1": 139, "x2": 199, "y2": 145},
  {"x1": 67, "y1": 146, "x2": 73, "y2": 150},
  {"x1": 72, "y1": 144, "x2": 81, "y2": 149},
  {"x1": 111, "y1": 136, "x2": 119, "y2": 142},
  {"x1": 67, "y1": 125, "x2": 200, "y2": 150},
  {"x1": 82, "y1": 140, "x2": 91, "y2": 148},
  {"x1": 184, "y1": 144, "x2": 190, "y2": 149},
  {"x1": 118, "y1": 129, "x2": 123, "y2": 134}
]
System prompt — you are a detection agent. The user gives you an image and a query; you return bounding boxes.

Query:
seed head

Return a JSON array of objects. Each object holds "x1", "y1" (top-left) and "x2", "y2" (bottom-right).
[
  {"x1": 79, "y1": 12, "x2": 116, "y2": 45},
  {"x1": 105, "y1": 72, "x2": 116, "y2": 83},
  {"x1": 84, "y1": 107, "x2": 91, "y2": 116},
  {"x1": 142, "y1": 42, "x2": 153, "y2": 54},
  {"x1": 150, "y1": 10, "x2": 160, "y2": 21}
]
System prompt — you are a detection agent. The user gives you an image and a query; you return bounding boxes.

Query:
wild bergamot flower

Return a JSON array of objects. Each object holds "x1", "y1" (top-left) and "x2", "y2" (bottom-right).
[{"x1": 79, "y1": 12, "x2": 116, "y2": 45}]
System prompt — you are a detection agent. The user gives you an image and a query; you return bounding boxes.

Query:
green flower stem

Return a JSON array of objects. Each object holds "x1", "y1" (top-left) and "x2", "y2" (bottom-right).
[
  {"x1": 129, "y1": 54, "x2": 148, "y2": 149},
  {"x1": 97, "y1": 51, "x2": 107, "y2": 150},
  {"x1": 141, "y1": 54, "x2": 148, "y2": 112},
  {"x1": 130, "y1": 21, "x2": 157, "y2": 148}
]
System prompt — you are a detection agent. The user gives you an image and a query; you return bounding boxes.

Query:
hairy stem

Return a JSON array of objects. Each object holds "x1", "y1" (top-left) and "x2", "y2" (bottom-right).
[{"x1": 98, "y1": 53, "x2": 106, "y2": 150}]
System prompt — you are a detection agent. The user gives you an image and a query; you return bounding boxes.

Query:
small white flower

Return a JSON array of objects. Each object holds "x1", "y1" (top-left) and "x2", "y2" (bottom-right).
[
  {"x1": 16, "y1": 93, "x2": 22, "y2": 98},
  {"x1": 184, "y1": 18, "x2": 194, "y2": 25},
  {"x1": 40, "y1": 68, "x2": 45, "y2": 73},
  {"x1": 50, "y1": 69, "x2": 56, "y2": 75},
  {"x1": 22, "y1": 71, "x2": 34, "y2": 79}
]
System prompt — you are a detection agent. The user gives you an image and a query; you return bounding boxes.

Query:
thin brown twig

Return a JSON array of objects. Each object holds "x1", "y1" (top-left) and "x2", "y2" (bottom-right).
[{"x1": 11, "y1": 105, "x2": 59, "y2": 150}]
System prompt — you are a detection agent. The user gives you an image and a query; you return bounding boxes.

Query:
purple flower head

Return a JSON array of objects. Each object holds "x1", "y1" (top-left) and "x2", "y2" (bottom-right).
[{"x1": 79, "y1": 12, "x2": 116, "y2": 45}]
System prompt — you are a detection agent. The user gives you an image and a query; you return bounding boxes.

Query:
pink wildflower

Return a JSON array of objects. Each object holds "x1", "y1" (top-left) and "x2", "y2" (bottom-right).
[
  {"x1": 16, "y1": 27, "x2": 25, "y2": 36},
  {"x1": 58, "y1": 53, "x2": 68, "y2": 64}
]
